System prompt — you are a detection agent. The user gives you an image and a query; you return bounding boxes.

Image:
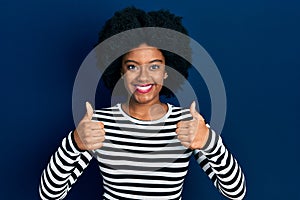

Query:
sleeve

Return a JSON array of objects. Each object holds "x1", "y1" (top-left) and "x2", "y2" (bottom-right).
[
  {"x1": 39, "y1": 131, "x2": 93, "y2": 200},
  {"x1": 193, "y1": 128, "x2": 247, "y2": 200}
]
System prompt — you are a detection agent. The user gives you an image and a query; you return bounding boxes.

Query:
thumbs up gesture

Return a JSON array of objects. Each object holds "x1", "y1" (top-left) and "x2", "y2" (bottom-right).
[
  {"x1": 176, "y1": 101, "x2": 209, "y2": 150},
  {"x1": 74, "y1": 102, "x2": 105, "y2": 150}
]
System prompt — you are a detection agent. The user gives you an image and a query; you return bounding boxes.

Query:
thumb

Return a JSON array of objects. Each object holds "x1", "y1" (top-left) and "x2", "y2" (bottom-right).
[
  {"x1": 189, "y1": 101, "x2": 199, "y2": 119},
  {"x1": 85, "y1": 101, "x2": 94, "y2": 120}
]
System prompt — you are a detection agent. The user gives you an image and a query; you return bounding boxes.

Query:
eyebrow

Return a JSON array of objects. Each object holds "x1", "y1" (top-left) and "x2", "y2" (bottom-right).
[{"x1": 124, "y1": 59, "x2": 164, "y2": 65}]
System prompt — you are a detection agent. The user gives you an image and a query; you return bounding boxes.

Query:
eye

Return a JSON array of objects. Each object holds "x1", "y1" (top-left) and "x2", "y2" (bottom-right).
[
  {"x1": 149, "y1": 65, "x2": 160, "y2": 70},
  {"x1": 127, "y1": 65, "x2": 137, "y2": 70}
]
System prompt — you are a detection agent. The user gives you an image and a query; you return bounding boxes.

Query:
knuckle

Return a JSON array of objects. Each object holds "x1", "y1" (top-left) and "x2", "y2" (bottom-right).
[
  {"x1": 189, "y1": 142, "x2": 197, "y2": 149},
  {"x1": 99, "y1": 137, "x2": 105, "y2": 142},
  {"x1": 83, "y1": 143, "x2": 90, "y2": 150},
  {"x1": 84, "y1": 137, "x2": 92, "y2": 144},
  {"x1": 82, "y1": 131, "x2": 89, "y2": 137},
  {"x1": 188, "y1": 137, "x2": 194, "y2": 143},
  {"x1": 184, "y1": 143, "x2": 190, "y2": 148},
  {"x1": 83, "y1": 139, "x2": 89, "y2": 145},
  {"x1": 99, "y1": 122, "x2": 104, "y2": 128},
  {"x1": 82, "y1": 122, "x2": 89, "y2": 129}
]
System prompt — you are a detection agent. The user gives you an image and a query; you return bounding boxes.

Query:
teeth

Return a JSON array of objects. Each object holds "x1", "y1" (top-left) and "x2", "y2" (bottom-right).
[{"x1": 136, "y1": 85, "x2": 152, "y2": 91}]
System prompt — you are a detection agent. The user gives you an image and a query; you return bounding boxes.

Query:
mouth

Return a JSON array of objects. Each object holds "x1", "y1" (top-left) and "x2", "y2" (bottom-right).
[{"x1": 134, "y1": 84, "x2": 153, "y2": 94}]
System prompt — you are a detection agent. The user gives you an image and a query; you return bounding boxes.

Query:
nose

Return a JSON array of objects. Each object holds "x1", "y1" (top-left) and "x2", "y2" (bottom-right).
[{"x1": 137, "y1": 67, "x2": 149, "y2": 82}]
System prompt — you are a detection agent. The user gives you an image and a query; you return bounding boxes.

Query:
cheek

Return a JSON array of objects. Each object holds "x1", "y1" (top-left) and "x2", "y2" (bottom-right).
[
  {"x1": 123, "y1": 77, "x2": 131, "y2": 87},
  {"x1": 122, "y1": 75, "x2": 136, "y2": 92},
  {"x1": 123, "y1": 73, "x2": 136, "y2": 83},
  {"x1": 153, "y1": 73, "x2": 165, "y2": 84}
]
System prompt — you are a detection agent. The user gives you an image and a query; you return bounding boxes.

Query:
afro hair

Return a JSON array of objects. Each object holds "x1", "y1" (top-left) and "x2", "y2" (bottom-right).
[{"x1": 95, "y1": 6, "x2": 192, "y2": 98}]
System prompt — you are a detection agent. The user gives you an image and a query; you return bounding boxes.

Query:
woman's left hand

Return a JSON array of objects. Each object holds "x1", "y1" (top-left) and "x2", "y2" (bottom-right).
[{"x1": 176, "y1": 101, "x2": 210, "y2": 150}]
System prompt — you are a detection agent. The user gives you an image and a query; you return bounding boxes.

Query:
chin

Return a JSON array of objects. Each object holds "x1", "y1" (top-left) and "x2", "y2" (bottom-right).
[
  {"x1": 132, "y1": 95, "x2": 153, "y2": 104},
  {"x1": 130, "y1": 92, "x2": 158, "y2": 105}
]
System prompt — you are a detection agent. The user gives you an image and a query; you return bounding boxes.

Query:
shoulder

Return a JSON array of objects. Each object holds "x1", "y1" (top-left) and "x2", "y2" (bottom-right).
[
  {"x1": 92, "y1": 104, "x2": 122, "y2": 121},
  {"x1": 168, "y1": 103, "x2": 192, "y2": 120},
  {"x1": 94, "y1": 104, "x2": 119, "y2": 113}
]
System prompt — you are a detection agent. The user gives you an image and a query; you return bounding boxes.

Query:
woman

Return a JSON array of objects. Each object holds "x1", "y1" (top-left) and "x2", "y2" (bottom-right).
[{"x1": 39, "y1": 7, "x2": 246, "y2": 200}]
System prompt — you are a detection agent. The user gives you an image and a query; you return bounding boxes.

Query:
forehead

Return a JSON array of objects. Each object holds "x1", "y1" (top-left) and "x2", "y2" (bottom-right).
[{"x1": 123, "y1": 44, "x2": 165, "y2": 62}]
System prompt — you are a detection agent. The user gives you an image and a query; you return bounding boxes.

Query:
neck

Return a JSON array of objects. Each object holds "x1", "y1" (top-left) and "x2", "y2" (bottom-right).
[{"x1": 122, "y1": 98, "x2": 168, "y2": 121}]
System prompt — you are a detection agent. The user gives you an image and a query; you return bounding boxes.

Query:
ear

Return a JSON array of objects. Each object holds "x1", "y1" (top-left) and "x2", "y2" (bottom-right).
[
  {"x1": 120, "y1": 70, "x2": 124, "y2": 79},
  {"x1": 164, "y1": 72, "x2": 168, "y2": 79}
]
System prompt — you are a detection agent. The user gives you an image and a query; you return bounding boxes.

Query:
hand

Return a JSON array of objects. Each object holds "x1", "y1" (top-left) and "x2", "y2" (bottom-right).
[
  {"x1": 74, "y1": 102, "x2": 105, "y2": 150},
  {"x1": 176, "y1": 101, "x2": 209, "y2": 150}
]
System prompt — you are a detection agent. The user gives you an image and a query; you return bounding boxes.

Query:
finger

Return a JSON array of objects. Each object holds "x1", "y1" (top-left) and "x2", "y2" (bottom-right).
[
  {"x1": 176, "y1": 127, "x2": 189, "y2": 133},
  {"x1": 190, "y1": 101, "x2": 199, "y2": 120},
  {"x1": 176, "y1": 121, "x2": 191, "y2": 128},
  {"x1": 89, "y1": 135, "x2": 105, "y2": 143},
  {"x1": 90, "y1": 129, "x2": 106, "y2": 137},
  {"x1": 91, "y1": 142, "x2": 104, "y2": 150},
  {"x1": 89, "y1": 122, "x2": 104, "y2": 130},
  {"x1": 98, "y1": 122, "x2": 104, "y2": 129},
  {"x1": 85, "y1": 142, "x2": 104, "y2": 150},
  {"x1": 180, "y1": 142, "x2": 190, "y2": 148},
  {"x1": 80, "y1": 133, "x2": 105, "y2": 145},
  {"x1": 177, "y1": 134, "x2": 190, "y2": 142},
  {"x1": 85, "y1": 101, "x2": 94, "y2": 120},
  {"x1": 87, "y1": 121, "x2": 105, "y2": 130},
  {"x1": 80, "y1": 122, "x2": 101, "y2": 131},
  {"x1": 189, "y1": 101, "x2": 205, "y2": 122},
  {"x1": 175, "y1": 128, "x2": 190, "y2": 136}
]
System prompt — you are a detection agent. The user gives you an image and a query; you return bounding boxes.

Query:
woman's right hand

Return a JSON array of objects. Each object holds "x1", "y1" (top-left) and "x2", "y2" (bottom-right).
[{"x1": 74, "y1": 102, "x2": 105, "y2": 150}]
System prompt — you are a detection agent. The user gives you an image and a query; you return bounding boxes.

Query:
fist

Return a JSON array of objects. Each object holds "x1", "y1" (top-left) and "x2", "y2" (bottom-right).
[
  {"x1": 176, "y1": 101, "x2": 209, "y2": 150},
  {"x1": 74, "y1": 102, "x2": 105, "y2": 150}
]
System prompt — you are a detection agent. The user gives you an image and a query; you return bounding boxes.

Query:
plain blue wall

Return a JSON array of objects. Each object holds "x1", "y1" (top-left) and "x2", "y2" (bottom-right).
[{"x1": 1, "y1": 0, "x2": 299, "y2": 199}]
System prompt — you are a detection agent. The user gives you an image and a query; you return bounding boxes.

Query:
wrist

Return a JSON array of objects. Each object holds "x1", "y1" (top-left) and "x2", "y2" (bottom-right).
[
  {"x1": 198, "y1": 128, "x2": 212, "y2": 150},
  {"x1": 72, "y1": 130, "x2": 85, "y2": 152},
  {"x1": 190, "y1": 127, "x2": 210, "y2": 150}
]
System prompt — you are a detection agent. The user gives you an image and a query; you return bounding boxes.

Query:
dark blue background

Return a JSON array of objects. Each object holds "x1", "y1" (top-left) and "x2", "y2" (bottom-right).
[{"x1": 1, "y1": 0, "x2": 299, "y2": 199}]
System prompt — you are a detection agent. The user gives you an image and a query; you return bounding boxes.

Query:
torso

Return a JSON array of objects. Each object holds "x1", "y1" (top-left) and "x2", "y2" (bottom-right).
[{"x1": 91, "y1": 103, "x2": 193, "y2": 200}]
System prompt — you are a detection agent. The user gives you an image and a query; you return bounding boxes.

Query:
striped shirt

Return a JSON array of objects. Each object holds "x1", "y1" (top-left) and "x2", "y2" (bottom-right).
[{"x1": 39, "y1": 103, "x2": 246, "y2": 199}]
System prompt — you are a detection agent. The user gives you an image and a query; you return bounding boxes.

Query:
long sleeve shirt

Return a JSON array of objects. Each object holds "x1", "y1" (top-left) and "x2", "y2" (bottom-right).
[{"x1": 39, "y1": 104, "x2": 246, "y2": 199}]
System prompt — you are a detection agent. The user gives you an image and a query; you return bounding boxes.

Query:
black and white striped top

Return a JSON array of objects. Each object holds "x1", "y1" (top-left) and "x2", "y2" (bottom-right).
[{"x1": 39, "y1": 104, "x2": 246, "y2": 199}]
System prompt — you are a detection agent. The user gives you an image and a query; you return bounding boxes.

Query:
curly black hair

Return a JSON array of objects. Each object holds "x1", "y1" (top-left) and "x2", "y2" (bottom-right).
[{"x1": 95, "y1": 6, "x2": 192, "y2": 98}]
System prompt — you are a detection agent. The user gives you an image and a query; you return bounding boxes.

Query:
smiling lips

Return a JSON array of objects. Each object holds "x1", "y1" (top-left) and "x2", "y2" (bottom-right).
[{"x1": 135, "y1": 84, "x2": 153, "y2": 94}]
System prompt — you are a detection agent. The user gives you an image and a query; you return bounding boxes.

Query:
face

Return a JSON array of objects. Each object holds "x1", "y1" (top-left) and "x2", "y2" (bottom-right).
[{"x1": 121, "y1": 43, "x2": 167, "y2": 105}]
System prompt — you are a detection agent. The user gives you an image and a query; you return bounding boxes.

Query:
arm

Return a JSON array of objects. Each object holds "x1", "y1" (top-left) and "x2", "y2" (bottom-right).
[
  {"x1": 193, "y1": 129, "x2": 246, "y2": 200},
  {"x1": 39, "y1": 131, "x2": 93, "y2": 200},
  {"x1": 39, "y1": 102, "x2": 105, "y2": 199},
  {"x1": 176, "y1": 102, "x2": 246, "y2": 199}
]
